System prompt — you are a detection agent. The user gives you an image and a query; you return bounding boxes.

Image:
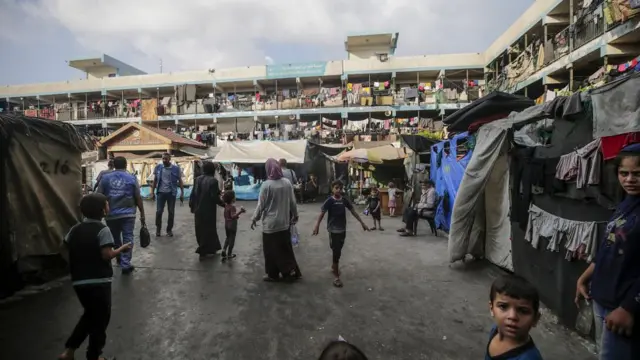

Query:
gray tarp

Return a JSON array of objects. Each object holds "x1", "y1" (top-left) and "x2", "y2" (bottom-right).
[
  {"x1": 6, "y1": 133, "x2": 83, "y2": 259},
  {"x1": 448, "y1": 106, "x2": 547, "y2": 270},
  {"x1": 592, "y1": 73, "x2": 640, "y2": 138}
]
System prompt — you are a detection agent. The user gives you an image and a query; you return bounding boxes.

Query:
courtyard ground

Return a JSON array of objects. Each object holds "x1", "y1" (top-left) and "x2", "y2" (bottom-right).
[{"x1": 0, "y1": 202, "x2": 595, "y2": 359}]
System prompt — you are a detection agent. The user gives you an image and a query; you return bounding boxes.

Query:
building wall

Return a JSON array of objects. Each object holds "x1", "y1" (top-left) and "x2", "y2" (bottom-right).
[
  {"x1": 348, "y1": 45, "x2": 392, "y2": 60},
  {"x1": 483, "y1": 0, "x2": 563, "y2": 65}
]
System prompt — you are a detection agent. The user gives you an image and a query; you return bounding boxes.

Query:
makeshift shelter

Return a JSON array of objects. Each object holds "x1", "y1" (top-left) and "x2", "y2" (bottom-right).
[
  {"x1": 213, "y1": 140, "x2": 309, "y2": 200},
  {"x1": 443, "y1": 91, "x2": 534, "y2": 132},
  {"x1": 0, "y1": 114, "x2": 94, "y2": 298},
  {"x1": 448, "y1": 105, "x2": 549, "y2": 271},
  {"x1": 214, "y1": 140, "x2": 307, "y2": 164},
  {"x1": 430, "y1": 132, "x2": 474, "y2": 232}
]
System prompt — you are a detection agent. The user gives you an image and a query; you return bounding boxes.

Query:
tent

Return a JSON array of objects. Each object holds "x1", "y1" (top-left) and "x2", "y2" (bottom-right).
[
  {"x1": 213, "y1": 140, "x2": 308, "y2": 200},
  {"x1": 448, "y1": 105, "x2": 548, "y2": 270},
  {"x1": 333, "y1": 145, "x2": 409, "y2": 164},
  {"x1": 430, "y1": 132, "x2": 473, "y2": 232},
  {"x1": 214, "y1": 140, "x2": 307, "y2": 164},
  {"x1": 0, "y1": 113, "x2": 94, "y2": 298},
  {"x1": 443, "y1": 91, "x2": 534, "y2": 132}
]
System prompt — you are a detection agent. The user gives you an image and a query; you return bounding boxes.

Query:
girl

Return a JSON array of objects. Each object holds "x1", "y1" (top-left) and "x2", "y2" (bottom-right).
[
  {"x1": 367, "y1": 185, "x2": 383, "y2": 231},
  {"x1": 575, "y1": 143, "x2": 640, "y2": 360},
  {"x1": 387, "y1": 182, "x2": 397, "y2": 217},
  {"x1": 222, "y1": 190, "x2": 245, "y2": 260}
]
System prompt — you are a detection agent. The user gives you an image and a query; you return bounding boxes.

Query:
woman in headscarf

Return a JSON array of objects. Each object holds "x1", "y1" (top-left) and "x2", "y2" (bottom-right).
[
  {"x1": 251, "y1": 158, "x2": 301, "y2": 282},
  {"x1": 189, "y1": 161, "x2": 224, "y2": 258},
  {"x1": 575, "y1": 143, "x2": 640, "y2": 360}
]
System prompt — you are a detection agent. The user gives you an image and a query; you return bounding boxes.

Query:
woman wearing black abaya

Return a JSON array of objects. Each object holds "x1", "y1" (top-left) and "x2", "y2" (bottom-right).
[
  {"x1": 190, "y1": 161, "x2": 224, "y2": 258},
  {"x1": 251, "y1": 158, "x2": 302, "y2": 281}
]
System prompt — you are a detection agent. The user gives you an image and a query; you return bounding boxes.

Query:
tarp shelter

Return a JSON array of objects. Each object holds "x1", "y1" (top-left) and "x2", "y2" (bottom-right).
[
  {"x1": 0, "y1": 114, "x2": 94, "y2": 298},
  {"x1": 443, "y1": 91, "x2": 535, "y2": 132},
  {"x1": 448, "y1": 105, "x2": 548, "y2": 270},
  {"x1": 333, "y1": 145, "x2": 408, "y2": 164},
  {"x1": 214, "y1": 140, "x2": 307, "y2": 163},
  {"x1": 213, "y1": 140, "x2": 308, "y2": 200},
  {"x1": 430, "y1": 132, "x2": 473, "y2": 232}
]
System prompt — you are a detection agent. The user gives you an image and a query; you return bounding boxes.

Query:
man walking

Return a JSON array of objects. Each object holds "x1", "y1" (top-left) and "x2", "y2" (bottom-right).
[
  {"x1": 151, "y1": 153, "x2": 184, "y2": 237},
  {"x1": 279, "y1": 158, "x2": 297, "y2": 185},
  {"x1": 97, "y1": 156, "x2": 146, "y2": 274}
]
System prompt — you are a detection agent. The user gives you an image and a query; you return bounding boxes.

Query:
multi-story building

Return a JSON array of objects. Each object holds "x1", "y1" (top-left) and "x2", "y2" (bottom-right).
[{"x1": 0, "y1": 0, "x2": 638, "y2": 136}]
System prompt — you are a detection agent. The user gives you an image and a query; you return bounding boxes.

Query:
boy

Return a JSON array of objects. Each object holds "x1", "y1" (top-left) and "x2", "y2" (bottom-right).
[
  {"x1": 366, "y1": 185, "x2": 383, "y2": 231},
  {"x1": 313, "y1": 180, "x2": 369, "y2": 288},
  {"x1": 222, "y1": 190, "x2": 245, "y2": 260},
  {"x1": 58, "y1": 193, "x2": 131, "y2": 360},
  {"x1": 486, "y1": 274, "x2": 544, "y2": 360}
]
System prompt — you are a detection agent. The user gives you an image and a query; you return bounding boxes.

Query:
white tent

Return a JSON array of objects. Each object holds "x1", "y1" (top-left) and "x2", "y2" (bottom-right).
[
  {"x1": 213, "y1": 140, "x2": 307, "y2": 164},
  {"x1": 448, "y1": 105, "x2": 548, "y2": 271}
]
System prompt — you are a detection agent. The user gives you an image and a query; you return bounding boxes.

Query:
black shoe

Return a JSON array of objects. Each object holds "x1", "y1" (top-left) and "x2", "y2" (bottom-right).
[
  {"x1": 166, "y1": 231, "x2": 173, "y2": 237},
  {"x1": 156, "y1": 231, "x2": 161, "y2": 237},
  {"x1": 122, "y1": 266, "x2": 135, "y2": 275}
]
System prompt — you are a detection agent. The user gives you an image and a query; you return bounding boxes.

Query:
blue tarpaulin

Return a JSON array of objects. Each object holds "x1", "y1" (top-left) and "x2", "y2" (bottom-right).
[{"x1": 430, "y1": 132, "x2": 473, "y2": 232}]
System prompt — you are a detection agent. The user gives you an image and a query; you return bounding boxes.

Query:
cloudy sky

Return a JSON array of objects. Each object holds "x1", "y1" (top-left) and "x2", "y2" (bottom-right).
[{"x1": 0, "y1": 0, "x2": 533, "y2": 85}]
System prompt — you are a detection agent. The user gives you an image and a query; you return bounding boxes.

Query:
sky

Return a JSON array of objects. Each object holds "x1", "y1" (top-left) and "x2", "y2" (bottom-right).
[{"x1": 0, "y1": 0, "x2": 534, "y2": 85}]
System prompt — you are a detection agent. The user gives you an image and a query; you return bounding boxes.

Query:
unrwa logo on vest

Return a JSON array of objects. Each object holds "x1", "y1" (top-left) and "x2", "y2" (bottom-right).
[{"x1": 110, "y1": 177, "x2": 126, "y2": 190}]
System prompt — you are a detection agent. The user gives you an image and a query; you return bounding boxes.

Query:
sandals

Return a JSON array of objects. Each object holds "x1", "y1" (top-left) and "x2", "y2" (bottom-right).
[
  {"x1": 370, "y1": 227, "x2": 377, "y2": 231},
  {"x1": 333, "y1": 278, "x2": 343, "y2": 287},
  {"x1": 379, "y1": 227, "x2": 385, "y2": 231},
  {"x1": 263, "y1": 275, "x2": 279, "y2": 282}
]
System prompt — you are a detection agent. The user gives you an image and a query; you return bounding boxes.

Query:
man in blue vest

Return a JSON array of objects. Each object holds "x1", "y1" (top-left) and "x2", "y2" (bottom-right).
[
  {"x1": 151, "y1": 153, "x2": 184, "y2": 237},
  {"x1": 97, "y1": 156, "x2": 146, "y2": 274}
]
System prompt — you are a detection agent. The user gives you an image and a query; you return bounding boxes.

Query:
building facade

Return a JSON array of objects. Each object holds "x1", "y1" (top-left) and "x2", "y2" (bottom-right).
[{"x1": 0, "y1": 0, "x2": 638, "y2": 133}]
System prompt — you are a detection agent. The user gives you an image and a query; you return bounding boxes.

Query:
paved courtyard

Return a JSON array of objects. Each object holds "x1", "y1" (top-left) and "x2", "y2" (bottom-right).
[{"x1": 0, "y1": 202, "x2": 595, "y2": 359}]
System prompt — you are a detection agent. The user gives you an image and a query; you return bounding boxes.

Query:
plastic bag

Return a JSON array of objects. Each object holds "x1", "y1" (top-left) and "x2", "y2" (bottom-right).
[
  {"x1": 575, "y1": 298, "x2": 593, "y2": 336},
  {"x1": 291, "y1": 224, "x2": 300, "y2": 246},
  {"x1": 140, "y1": 224, "x2": 151, "y2": 248},
  {"x1": 363, "y1": 208, "x2": 369, "y2": 216}
]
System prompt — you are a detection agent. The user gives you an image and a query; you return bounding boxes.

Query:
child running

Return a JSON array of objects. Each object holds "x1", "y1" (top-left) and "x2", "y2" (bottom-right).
[
  {"x1": 58, "y1": 193, "x2": 131, "y2": 360},
  {"x1": 366, "y1": 185, "x2": 383, "y2": 231},
  {"x1": 313, "y1": 180, "x2": 369, "y2": 287},
  {"x1": 222, "y1": 190, "x2": 245, "y2": 260},
  {"x1": 486, "y1": 274, "x2": 544, "y2": 360},
  {"x1": 387, "y1": 182, "x2": 397, "y2": 217}
]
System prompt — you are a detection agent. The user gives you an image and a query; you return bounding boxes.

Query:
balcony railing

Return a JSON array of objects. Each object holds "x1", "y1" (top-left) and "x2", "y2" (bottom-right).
[
  {"x1": 573, "y1": 3, "x2": 606, "y2": 51},
  {"x1": 7, "y1": 87, "x2": 478, "y2": 122}
]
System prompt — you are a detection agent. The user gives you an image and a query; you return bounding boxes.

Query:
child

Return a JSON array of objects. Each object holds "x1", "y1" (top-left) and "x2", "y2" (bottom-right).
[
  {"x1": 486, "y1": 274, "x2": 544, "y2": 360},
  {"x1": 222, "y1": 190, "x2": 245, "y2": 260},
  {"x1": 366, "y1": 185, "x2": 383, "y2": 231},
  {"x1": 318, "y1": 340, "x2": 369, "y2": 360},
  {"x1": 313, "y1": 180, "x2": 369, "y2": 288},
  {"x1": 58, "y1": 193, "x2": 131, "y2": 360},
  {"x1": 387, "y1": 182, "x2": 397, "y2": 217}
]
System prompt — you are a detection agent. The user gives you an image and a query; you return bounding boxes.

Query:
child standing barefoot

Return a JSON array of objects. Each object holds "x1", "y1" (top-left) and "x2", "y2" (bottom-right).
[
  {"x1": 313, "y1": 180, "x2": 369, "y2": 288},
  {"x1": 58, "y1": 193, "x2": 131, "y2": 360},
  {"x1": 222, "y1": 190, "x2": 245, "y2": 260},
  {"x1": 387, "y1": 182, "x2": 397, "y2": 217}
]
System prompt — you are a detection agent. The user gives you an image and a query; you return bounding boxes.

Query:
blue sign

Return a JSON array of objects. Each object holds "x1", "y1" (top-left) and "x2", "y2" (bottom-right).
[{"x1": 266, "y1": 62, "x2": 327, "y2": 79}]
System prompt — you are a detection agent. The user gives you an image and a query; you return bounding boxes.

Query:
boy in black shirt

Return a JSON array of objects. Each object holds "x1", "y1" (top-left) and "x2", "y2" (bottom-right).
[
  {"x1": 58, "y1": 193, "x2": 131, "y2": 360},
  {"x1": 313, "y1": 180, "x2": 369, "y2": 287}
]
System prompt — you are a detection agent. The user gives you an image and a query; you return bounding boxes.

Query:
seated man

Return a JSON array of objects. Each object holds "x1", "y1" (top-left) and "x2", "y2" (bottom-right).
[
  {"x1": 398, "y1": 180, "x2": 436, "y2": 236},
  {"x1": 303, "y1": 173, "x2": 319, "y2": 202}
]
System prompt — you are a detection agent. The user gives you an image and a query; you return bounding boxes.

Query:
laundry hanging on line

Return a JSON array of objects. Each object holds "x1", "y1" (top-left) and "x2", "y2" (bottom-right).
[
  {"x1": 524, "y1": 204, "x2": 603, "y2": 262},
  {"x1": 555, "y1": 138, "x2": 602, "y2": 189}
]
